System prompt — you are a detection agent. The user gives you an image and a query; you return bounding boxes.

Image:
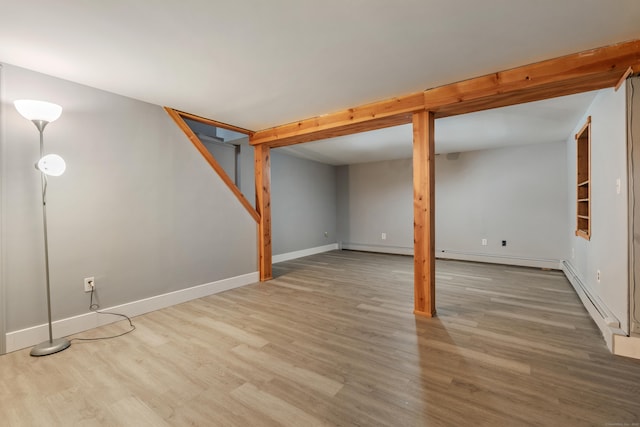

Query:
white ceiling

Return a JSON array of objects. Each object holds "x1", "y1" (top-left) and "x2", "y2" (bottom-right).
[
  {"x1": 1, "y1": 1, "x2": 639, "y2": 134},
  {"x1": 278, "y1": 90, "x2": 599, "y2": 165}
]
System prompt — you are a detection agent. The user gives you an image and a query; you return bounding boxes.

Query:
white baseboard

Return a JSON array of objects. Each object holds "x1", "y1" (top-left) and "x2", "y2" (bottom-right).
[
  {"x1": 560, "y1": 260, "x2": 623, "y2": 352},
  {"x1": 437, "y1": 250, "x2": 562, "y2": 270},
  {"x1": 5, "y1": 271, "x2": 259, "y2": 353},
  {"x1": 273, "y1": 243, "x2": 339, "y2": 263},
  {"x1": 341, "y1": 243, "x2": 413, "y2": 256},
  {"x1": 340, "y1": 243, "x2": 561, "y2": 269}
]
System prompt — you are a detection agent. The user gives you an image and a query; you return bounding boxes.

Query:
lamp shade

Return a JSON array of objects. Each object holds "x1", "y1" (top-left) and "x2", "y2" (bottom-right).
[
  {"x1": 37, "y1": 154, "x2": 66, "y2": 176},
  {"x1": 14, "y1": 100, "x2": 62, "y2": 123}
]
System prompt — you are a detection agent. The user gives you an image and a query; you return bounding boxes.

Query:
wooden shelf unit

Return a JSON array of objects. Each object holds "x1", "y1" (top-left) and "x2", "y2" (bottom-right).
[{"x1": 575, "y1": 117, "x2": 591, "y2": 240}]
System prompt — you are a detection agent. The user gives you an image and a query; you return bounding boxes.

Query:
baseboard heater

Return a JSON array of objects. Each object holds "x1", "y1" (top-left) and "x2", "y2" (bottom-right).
[{"x1": 561, "y1": 260, "x2": 621, "y2": 329}]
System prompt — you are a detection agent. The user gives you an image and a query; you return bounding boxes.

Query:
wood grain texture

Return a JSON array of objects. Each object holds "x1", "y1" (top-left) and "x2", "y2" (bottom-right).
[
  {"x1": 164, "y1": 108, "x2": 260, "y2": 222},
  {"x1": 2, "y1": 251, "x2": 640, "y2": 426},
  {"x1": 425, "y1": 39, "x2": 640, "y2": 117},
  {"x1": 255, "y1": 144, "x2": 273, "y2": 281},
  {"x1": 250, "y1": 39, "x2": 640, "y2": 147},
  {"x1": 413, "y1": 111, "x2": 436, "y2": 317},
  {"x1": 614, "y1": 67, "x2": 634, "y2": 92},
  {"x1": 169, "y1": 109, "x2": 254, "y2": 136},
  {"x1": 249, "y1": 94, "x2": 421, "y2": 147}
]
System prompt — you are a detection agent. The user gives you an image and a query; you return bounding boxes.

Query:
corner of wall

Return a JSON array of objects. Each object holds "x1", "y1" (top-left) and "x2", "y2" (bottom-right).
[{"x1": 0, "y1": 62, "x2": 6, "y2": 355}]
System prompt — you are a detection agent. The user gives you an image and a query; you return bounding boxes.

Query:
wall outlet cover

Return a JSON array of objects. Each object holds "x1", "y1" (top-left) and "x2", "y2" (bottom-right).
[{"x1": 84, "y1": 277, "x2": 95, "y2": 293}]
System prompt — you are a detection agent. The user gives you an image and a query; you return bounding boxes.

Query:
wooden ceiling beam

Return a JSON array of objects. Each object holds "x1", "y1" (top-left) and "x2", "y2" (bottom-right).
[
  {"x1": 249, "y1": 93, "x2": 423, "y2": 147},
  {"x1": 250, "y1": 39, "x2": 640, "y2": 148},
  {"x1": 432, "y1": 71, "x2": 625, "y2": 118},
  {"x1": 262, "y1": 113, "x2": 413, "y2": 149},
  {"x1": 427, "y1": 39, "x2": 640, "y2": 117}
]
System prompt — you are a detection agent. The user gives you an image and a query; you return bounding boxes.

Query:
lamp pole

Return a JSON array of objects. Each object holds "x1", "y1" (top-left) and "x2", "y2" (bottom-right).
[
  {"x1": 35, "y1": 121, "x2": 55, "y2": 347},
  {"x1": 14, "y1": 100, "x2": 70, "y2": 357}
]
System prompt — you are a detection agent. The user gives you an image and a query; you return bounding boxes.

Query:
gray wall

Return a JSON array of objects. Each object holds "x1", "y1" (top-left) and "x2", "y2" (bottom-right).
[
  {"x1": 239, "y1": 139, "x2": 256, "y2": 206},
  {"x1": 336, "y1": 158, "x2": 413, "y2": 253},
  {"x1": 337, "y1": 141, "x2": 569, "y2": 262},
  {"x1": 271, "y1": 150, "x2": 337, "y2": 255},
  {"x1": 202, "y1": 140, "x2": 237, "y2": 183},
  {"x1": 436, "y1": 142, "x2": 568, "y2": 261},
  {"x1": 0, "y1": 63, "x2": 257, "y2": 334},
  {"x1": 566, "y1": 87, "x2": 629, "y2": 333}
]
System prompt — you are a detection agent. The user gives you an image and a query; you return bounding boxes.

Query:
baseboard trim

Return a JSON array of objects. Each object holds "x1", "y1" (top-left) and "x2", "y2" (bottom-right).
[
  {"x1": 341, "y1": 243, "x2": 562, "y2": 269},
  {"x1": 273, "y1": 243, "x2": 339, "y2": 264},
  {"x1": 341, "y1": 243, "x2": 413, "y2": 256},
  {"x1": 560, "y1": 260, "x2": 623, "y2": 352},
  {"x1": 5, "y1": 271, "x2": 259, "y2": 353},
  {"x1": 437, "y1": 250, "x2": 562, "y2": 270}
]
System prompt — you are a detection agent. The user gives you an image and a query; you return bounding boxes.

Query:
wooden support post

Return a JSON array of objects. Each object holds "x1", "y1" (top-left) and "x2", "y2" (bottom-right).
[
  {"x1": 413, "y1": 110, "x2": 436, "y2": 317},
  {"x1": 255, "y1": 144, "x2": 273, "y2": 281}
]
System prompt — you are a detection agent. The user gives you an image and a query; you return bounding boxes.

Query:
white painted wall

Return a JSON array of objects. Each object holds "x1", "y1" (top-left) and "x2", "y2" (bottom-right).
[
  {"x1": 566, "y1": 87, "x2": 629, "y2": 333},
  {"x1": 337, "y1": 141, "x2": 569, "y2": 267}
]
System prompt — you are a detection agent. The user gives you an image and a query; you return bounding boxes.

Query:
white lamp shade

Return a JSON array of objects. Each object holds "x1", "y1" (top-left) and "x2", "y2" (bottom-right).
[
  {"x1": 37, "y1": 154, "x2": 66, "y2": 176},
  {"x1": 14, "y1": 100, "x2": 62, "y2": 123}
]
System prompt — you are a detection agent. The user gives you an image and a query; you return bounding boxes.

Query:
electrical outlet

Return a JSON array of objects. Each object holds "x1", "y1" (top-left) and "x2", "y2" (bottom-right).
[
  {"x1": 84, "y1": 277, "x2": 95, "y2": 292},
  {"x1": 597, "y1": 270, "x2": 601, "y2": 283},
  {"x1": 381, "y1": 233, "x2": 387, "y2": 240},
  {"x1": 616, "y1": 178, "x2": 621, "y2": 195},
  {"x1": 501, "y1": 240, "x2": 507, "y2": 247},
  {"x1": 324, "y1": 231, "x2": 328, "y2": 237},
  {"x1": 481, "y1": 239, "x2": 487, "y2": 246}
]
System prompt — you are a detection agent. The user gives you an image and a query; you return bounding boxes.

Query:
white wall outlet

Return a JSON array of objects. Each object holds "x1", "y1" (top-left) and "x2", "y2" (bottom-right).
[
  {"x1": 381, "y1": 233, "x2": 387, "y2": 240},
  {"x1": 324, "y1": 231, "x2": 328, "y2": 237},
  {"x1": 596, "y1": 270, "x2": 601, "y2": 283},
  {"x1": 481, "y1": 238, "x2": 487, "y2": 246},
  {"x1": 616, "y1": 178, "x2": 621, "y2": 195},
  {"x1": 571, "y1": 247, "x2": 575, "y2": 259},
  {"x1": 84, "y1": 277, "x2": 95, "y2": 292}
]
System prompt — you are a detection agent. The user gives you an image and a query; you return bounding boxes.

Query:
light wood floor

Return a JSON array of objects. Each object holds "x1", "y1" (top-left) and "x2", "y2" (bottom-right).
[{"x1": 1, "y1": 250, "x2": 640, "y2": 426}]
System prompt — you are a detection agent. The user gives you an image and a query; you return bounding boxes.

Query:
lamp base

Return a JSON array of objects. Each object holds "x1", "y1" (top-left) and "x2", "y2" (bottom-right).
[{"x1": 30, "y1": 338, "x2": 71, "y2": 357}]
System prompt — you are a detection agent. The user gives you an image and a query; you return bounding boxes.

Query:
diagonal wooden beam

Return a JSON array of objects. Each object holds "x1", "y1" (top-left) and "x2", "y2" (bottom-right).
[
  {"x1": 171, "y1": 109, "x2": 254, "y2": 136},
  {"x1": 165, "y1": 107, "x2": 260, "y2": 222},
  {"x1": 250, "y1": 39, "x2": 640, "y2": 148}
]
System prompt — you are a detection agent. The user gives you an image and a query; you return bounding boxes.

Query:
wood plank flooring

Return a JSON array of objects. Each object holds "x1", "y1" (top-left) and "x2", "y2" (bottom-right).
[{"x1": 1, "y1": 250, "x2": 640, "y2": 426}]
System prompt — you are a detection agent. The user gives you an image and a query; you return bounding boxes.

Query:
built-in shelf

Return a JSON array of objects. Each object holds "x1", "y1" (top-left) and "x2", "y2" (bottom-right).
[{"x1": 575, "y1": 116, "x2": 591, "y2": 240}]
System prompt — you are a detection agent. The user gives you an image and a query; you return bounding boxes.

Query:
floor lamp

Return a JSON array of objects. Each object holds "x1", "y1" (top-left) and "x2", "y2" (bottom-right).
[{"x1": 14, "y1": 100, "x2": 71, "y2": 357}]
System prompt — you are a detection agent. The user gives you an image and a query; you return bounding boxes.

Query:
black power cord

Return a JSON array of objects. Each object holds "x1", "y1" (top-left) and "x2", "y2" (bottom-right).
[{"x1": 70, "y1": 286, "x2": 136, "y2": 343}]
